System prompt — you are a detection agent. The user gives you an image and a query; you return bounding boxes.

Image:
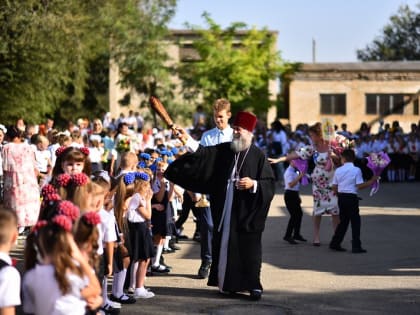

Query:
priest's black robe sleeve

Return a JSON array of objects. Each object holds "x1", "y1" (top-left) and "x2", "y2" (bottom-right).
[{"x1": 164, "y1": 142, "x2": 233, "y2": 194}]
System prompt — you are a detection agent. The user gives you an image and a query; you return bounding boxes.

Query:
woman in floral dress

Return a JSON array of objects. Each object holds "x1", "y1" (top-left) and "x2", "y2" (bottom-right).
[
  {"x1": 269, "y1": 122, "x2": 340, "y2": 246},
  {"x1": 2, "y1": 126, "x2": 40, "y2": 233}
]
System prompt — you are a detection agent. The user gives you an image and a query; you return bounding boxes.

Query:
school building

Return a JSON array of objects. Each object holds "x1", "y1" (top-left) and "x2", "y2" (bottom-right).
[
  {"x1": 285, "y1": 62, "x2": 420, "y2": 133},
  {"x1": 109, "y1": 29, "x2": 279, "y2": 127}
]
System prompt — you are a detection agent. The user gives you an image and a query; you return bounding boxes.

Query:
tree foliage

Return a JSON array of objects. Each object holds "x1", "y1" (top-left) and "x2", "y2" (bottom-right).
[
  {"x1": 0, "y1": 0, "x2": 176, "y2": 126},
  {"x1": 357, "y1": 4, "x2": 420, "y2": 61},
  {"x1": 0, "y1": 1, "x2": 96, "y2": 124},
  {"x1": 178, "y1": 12, "x2": 283, "y2": 116}
]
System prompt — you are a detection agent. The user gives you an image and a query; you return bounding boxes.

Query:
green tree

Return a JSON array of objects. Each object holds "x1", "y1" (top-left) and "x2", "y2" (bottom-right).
[
  {"x1": 0, "y1": 0, "x2": 177, "y2": 126},
  {"x1": 107, "y1": 0, "x2": 177, "y2": 125},
  {"x1": 0, "y1": 1, "x2": 110, "y2": 124},
  {"x1": 357, "y1": 4, "x2": 420, "y2": 61},
  {"x1": 177, "y1": 12, "x2": 283, "y2": 116}
]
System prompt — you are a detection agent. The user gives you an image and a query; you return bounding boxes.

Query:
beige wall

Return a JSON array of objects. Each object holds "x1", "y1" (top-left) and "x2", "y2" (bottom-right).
[
  {"x1": 289, "y1": 79, "x2": 420, "y2": 133},
  {"x1": 108, "y1": 31, "x2": 279, "y2": 128}
]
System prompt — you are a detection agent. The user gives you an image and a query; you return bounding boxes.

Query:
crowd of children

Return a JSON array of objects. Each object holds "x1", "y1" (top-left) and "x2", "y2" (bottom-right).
[
  {"x1": 0, "y1": 115, "x2": 419, "y2": 314},
  {"x1": 0, "y1": 126, "x2": 186, "y2": 314}
]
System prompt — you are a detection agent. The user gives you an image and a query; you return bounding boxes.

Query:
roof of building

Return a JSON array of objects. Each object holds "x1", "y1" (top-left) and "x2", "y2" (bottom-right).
[{"x1": 299, "y1": 61, "x2": 420, "y2": 72}]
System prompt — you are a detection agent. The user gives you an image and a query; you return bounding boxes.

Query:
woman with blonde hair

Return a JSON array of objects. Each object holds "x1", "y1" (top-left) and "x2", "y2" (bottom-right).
[{"x1": 269, "y1": 122, "x2": 340, "y2": 246}]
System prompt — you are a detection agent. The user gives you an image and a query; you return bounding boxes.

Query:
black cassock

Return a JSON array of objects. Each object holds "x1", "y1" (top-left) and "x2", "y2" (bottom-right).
[{"x1": 164, "y1": 142, "x2": 275, "y2": 293}]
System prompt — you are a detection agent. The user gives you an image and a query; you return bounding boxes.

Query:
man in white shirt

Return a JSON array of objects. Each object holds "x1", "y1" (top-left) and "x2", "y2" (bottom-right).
[{"x1": 196, "y1": 99, "x2": 233, "y2": 279}]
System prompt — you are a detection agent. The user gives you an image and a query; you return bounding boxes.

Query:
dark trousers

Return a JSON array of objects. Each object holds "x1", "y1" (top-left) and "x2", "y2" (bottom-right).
[
  {"x1": 197, "y1": 205, "x2": 213, "y2": 263},
  {"x1": 330, "y1": 193, "x2": 362, "y2": 249},
  {"x1": 284, "y1": 190, "x2": 303, "y2": 238},
  {"x1": 175, "y1": 192, "x2": 212, "y2": 263},
  {"x1": 175, "y1": 191, "x2": 200, "y2": 231}
]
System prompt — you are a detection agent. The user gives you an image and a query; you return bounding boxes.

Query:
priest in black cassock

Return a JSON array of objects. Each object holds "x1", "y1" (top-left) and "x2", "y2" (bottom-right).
[{"x1": 165, "y1": 111, "x2": 275, "y2": 300}]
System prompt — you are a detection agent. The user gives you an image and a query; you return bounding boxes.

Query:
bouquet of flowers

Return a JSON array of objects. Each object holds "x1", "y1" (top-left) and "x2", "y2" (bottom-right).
[
  {"x1": 292, "y1": 158, "x2": 310, "y2": 186},
  {"x1": 366, "y1": 151, "x2": 390, "y2": 196},
  {"x1": 329, "y1": 134, "x2": 354, "y2": 156},
  {"x1": 116, "y1": 137, "x2": 130, "y2": 153}
]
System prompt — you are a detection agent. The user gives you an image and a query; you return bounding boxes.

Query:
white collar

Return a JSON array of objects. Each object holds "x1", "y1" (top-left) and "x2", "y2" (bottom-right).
[{"x1": 0, "y1": 252, "x2": 12, "y2": 265}]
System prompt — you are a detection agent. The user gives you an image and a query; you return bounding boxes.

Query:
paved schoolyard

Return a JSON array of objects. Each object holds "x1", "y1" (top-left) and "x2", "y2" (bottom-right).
[
  {"x1": 116, "y1": 181, "x2": 420, "y2": 314},
  {"x1": 12, "y1": 181, "x2": 420, "y2": 314}
]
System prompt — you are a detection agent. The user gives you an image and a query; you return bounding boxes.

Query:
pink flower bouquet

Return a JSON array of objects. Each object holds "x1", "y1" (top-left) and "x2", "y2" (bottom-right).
[
  {"x1": 292, "y1": 158, "x2": 310, "y2": 186},
  {"x1": 366, "y1": 151, "x2": 390, "y2": 196},
  {"x1": 329, "y1": 134, "x2": 354, "y2": 156}
]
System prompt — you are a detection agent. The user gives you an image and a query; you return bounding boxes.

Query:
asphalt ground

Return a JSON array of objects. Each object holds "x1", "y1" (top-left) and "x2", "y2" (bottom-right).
[{"x1": 12, "y1": 181, "x2": 420, "y2": 315}]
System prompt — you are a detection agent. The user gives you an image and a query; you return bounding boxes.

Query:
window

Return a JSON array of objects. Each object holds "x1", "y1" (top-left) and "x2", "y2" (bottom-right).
[
  {"x1": 320, "y1": 94, "x2": 346, "y2": 115},
  {"x1": 365, "y1": 94, "x2": 416, "y2": 115}
]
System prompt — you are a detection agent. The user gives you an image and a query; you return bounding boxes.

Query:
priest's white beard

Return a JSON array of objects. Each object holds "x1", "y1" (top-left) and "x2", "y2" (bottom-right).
[{"x1": 230, "y1": 131, "x2": 253, "y2": 153}]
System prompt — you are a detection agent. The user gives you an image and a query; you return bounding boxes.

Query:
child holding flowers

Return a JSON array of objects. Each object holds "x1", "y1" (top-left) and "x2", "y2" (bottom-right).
[{"x1": 329, "y1": 149, "x2": 379, "y2": 254}]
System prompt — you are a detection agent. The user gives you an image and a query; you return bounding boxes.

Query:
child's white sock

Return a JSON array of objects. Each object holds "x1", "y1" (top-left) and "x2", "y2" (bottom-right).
[
  {"x1": 152, "y1": 245, "x2": 163, "y2": 267},
  {"x1": 164, "y1": 236, "x2": 170, "y2": 249},
  {"x1": 130, "y1": 261, "x2": 139, "y2": 289},
  {"x1": 116, "y1": 269, "x2": 127, "y2": 297}
]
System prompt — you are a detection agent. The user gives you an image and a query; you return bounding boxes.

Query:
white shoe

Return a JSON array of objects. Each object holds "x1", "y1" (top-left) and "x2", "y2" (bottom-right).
[{"x1": 134, "y1": 288, "x2": 155, "y2": 299}]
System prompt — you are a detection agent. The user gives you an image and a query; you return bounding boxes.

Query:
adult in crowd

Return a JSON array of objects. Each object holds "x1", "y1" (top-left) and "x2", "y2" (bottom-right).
[
  {"x1": 165, "y1": 111, "x2": 275, "y2": 300},
  {"x1": 2, "y1": 126, "x2": 40, "y2": 235},
  {"x1": 0, "y1": 124, "x2": 6, "y2": 203},
  {"x1": 267, "y1": 120, "x2": 288, "y2": 185},
  {"x1": 269, "y1": 122, "x2": 340, "y2": 246},
  {"x1": 196, "y1": 98, "x2": 234, "y2": 279}
]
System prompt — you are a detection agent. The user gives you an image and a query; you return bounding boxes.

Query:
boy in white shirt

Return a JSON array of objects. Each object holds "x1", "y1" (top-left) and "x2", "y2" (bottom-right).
[
  {"x1": 34, "y1": 135, "x2": 52, "y2": 186},
  {"x1": 329, "y1": 149, "x2": 378, "y2": 253},
  {"x1": 0, "y1": 209, "x2": 21, "y2": 314}
]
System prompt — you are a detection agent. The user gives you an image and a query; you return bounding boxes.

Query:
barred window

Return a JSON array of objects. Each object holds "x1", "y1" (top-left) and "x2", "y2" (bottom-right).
[
  {"x1": 365, "y1": 94, "x2": 416, "y2": 115},
  {"x1": 320, "y1": 94, "x2": 346, "y2": 115}
]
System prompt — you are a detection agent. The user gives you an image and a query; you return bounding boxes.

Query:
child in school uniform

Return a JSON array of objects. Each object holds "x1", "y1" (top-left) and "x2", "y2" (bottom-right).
[
  {"x1": 283, "y1": 159, "x2": 307, "y2": 244},
  {"x1": 329, "y1": 149, "x2": 379, "y2": 253},
  {"x1": 0, "y1": 209, "x2": 21, "y2": 315},
  {"x1": 126, "y1": 172, "x2": 155, "y2": 299},
  {"x1": 22, "y1": 215, "x2": 102, "y2": 315}
]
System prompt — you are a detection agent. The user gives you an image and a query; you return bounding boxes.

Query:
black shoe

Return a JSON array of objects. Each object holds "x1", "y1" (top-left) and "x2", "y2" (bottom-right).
[
  {"x1": 159, "y1": 256, "x2": 172, "y2": 270},
  {"x1": 151, "y1": 264, "x2": 170, "y2": 273},
  {"x1": 352, "y1": 248, "x2": 367, "y2": 254},
  {"x1": 249, "y1": 289, "x2": 262, "y2": 301},
  {"x1": 283, "y1": 236, "x2": 298, "y2": 244},
  {"x1": 312, "y1": 242, "x2": 321, "y2": 247},
  {"x1": 169, "y1": 242, "x2": 181, "y2": 250},
  {"x1": 162, "y1": 247, "x2": 175, "y2": 254},
  {"x1": 109, "y1": 293, "x2": 136, "y2": 304},
  {"x1": 293, "y1": 235, "x2": 307, "y2": 242},
  {"x1": 193, "y1": 232, "x2": 201, "y2": 242},
  {"x1": 329, "y1": 244, "x2": 346, "y2": 252},
  {"x1": 101, "y1": 303, "x2": 120, "y2": 315},
  {"x1": 197, "y1": 261, "x2": 211, "y2": 279},
  {"x1": 159, "y1": 255, "x2": 172, "y2": 269},
  {"x1": 177, "y1": 234, "x2": 188, "y2": 240}
]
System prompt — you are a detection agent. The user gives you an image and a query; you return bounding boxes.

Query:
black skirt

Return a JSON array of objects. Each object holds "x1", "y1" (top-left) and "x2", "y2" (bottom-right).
[
  {"x1": 152, "y1": 208, "x2": 167, "y2": 237},
  {"x1": 128, "y1": 221, "x2": 155, "y2": 261}
]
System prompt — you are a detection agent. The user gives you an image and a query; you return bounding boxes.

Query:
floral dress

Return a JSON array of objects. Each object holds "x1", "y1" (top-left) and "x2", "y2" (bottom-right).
[
  {"x1": 2, "y1": 142, "x2": 40, "y2": 227},
  {"x1": 296, "y1": 145, "x2": 338, "y2": 216}
]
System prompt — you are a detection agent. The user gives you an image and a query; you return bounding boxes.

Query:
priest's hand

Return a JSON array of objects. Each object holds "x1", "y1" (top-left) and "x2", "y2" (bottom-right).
[
  {"x1": 235, "y1": 177, "x2": 254, "y2": 190},
  {"x1": 172, "y1": 125, "x2": 189, "y2": 144}
]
